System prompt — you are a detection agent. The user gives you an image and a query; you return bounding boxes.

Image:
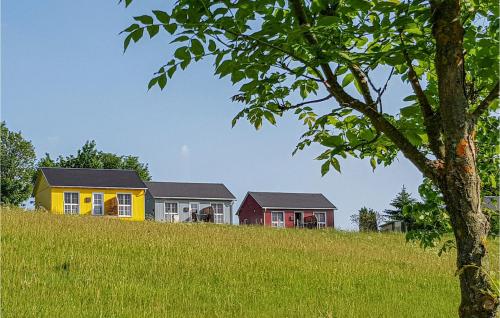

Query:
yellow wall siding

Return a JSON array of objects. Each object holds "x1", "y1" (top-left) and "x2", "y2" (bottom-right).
[
  {"x1": 50, "y1": 188, "x2": 145, "y2": 221},
  {"x1": 34, "y1": 175, "x2": 51, "y2": 210}
]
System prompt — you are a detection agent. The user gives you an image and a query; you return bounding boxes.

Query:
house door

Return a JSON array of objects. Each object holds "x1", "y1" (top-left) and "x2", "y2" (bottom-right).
[{"x1": 294, "y1": 212, "x2": 303, "y2": 227}]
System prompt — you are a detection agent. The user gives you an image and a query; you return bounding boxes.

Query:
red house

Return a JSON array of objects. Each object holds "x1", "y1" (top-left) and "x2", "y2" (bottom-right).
[{"x1": 237, "y1": 192, "x2": 336, "y2": 229}]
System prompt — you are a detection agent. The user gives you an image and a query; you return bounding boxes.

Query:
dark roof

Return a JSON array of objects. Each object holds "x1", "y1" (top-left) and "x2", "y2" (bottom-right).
[
  {"x1": 40, "y1": 167, "x2": 147, "y2": 189},
  {"x1": 247, "y1": 191, "x2": 336, "y2": 209},
  {"x1": 145, "y1": 181, "x2": 236, "y2": 200}
]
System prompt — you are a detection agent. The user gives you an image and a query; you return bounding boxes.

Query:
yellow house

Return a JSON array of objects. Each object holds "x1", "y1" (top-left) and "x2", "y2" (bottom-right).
[{"x1": 34, "y1": 167, "x2": 147, "y2": 221}]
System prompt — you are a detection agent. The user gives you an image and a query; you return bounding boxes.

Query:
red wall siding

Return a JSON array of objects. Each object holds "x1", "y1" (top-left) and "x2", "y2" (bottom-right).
[{"x1": 238, "y1": 194, "x2": 264, "y2": 225}]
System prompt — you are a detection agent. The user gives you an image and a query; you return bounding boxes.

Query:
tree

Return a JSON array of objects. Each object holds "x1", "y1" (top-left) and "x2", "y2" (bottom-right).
[
  {"x1": 1, "y1": 122, "x2": 36, "y2": 205},
  {"x1": 350, "y1": 207, "x2": 381, "y2": 232},
  {"x1": 38, "y1": 141, "x2": 151, "y2": 181},
  {"x1": 384, "y1": 185, "x2": 416, "y2": 223},
  {"x1": 120, "y1": 1, "x2": 499, "y2": 315}
]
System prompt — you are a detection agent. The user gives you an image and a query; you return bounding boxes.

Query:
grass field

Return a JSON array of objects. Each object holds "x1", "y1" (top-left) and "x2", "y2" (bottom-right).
[{"x1": 2, "y1": 207, "x2": 499, "y2": 317}]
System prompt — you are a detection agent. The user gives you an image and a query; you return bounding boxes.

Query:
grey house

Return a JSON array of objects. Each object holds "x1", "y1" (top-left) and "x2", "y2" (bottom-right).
[{"x1": 145, "y1": 181, "x2": 236, "y2": 224}]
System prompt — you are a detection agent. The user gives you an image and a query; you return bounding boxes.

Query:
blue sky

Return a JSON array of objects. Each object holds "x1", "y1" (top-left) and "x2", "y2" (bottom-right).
[{"x1": 2, "y1": 0, "x2": 423, "y2": 229}]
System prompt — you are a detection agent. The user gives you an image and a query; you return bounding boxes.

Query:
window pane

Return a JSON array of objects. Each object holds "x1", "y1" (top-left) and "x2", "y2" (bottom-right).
[{"x1": 190, "y1": 203, "x2": 198, "y2": 213}]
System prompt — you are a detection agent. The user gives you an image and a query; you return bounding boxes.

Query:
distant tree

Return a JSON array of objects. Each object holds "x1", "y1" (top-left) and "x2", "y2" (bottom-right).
[
  {"x1": 350, "y1": 207, "x2": 381, "y2": 232},
  {"x1": 1, "y1": 122, "x2": 36, "y2": 205},
  {"x1": 37, "y1": 140, "x2": 151, "y2": 181},
  {"x1": 384, "y1": 186, "x2": 417, "y2": 224}
]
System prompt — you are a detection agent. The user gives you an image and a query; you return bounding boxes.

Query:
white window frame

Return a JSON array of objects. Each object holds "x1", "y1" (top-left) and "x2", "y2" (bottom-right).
[
  {"x1": 189, "y1": 202, "x2": 199, "y2": 214},
  {"x1": 271, "y1": 211, "x2": 285, "y2": 228},
  {"x1": 210, "y1": 202, "x2": 224, "y2": 224},
  {"x1": 63, "y1": 192, "x2": 80, "y2": 215},
  {"x1": 92, "y1": 192, "x2": 104, "y2": 216},
  {"x1": 314, "y1": 212, "x2": 327, "y2": 229},
  {"x1": 165, "y1": 202, "x2": 179, "y2": 223},
  {"x1": 117, "y1": 193, "x2": 132, "y2": 217}
]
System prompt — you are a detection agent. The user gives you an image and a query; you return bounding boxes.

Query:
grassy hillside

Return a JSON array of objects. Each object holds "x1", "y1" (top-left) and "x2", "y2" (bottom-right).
[{"x1": 2, "y1": 208, "x2": 498, "y2": 317}]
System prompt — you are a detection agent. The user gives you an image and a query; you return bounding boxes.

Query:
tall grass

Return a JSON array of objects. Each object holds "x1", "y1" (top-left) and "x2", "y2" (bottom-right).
[{"x1": 2, "y1": 207, "x2": 498, "y2": 317}]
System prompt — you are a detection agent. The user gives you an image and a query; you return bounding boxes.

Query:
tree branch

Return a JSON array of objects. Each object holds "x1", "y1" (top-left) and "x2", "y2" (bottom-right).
[
  {"x1": 470, "y1": 81, "x2": 499, "y2": 122},
  {"x1": 349, "y1": 64, "x2": 376, "y2": 107},
  {"x1": 279, "y1": 95, "x2": 333, "y2": 111},
  {"x1": 400, "y1": 33, "x2": 445, "y2": 159}
]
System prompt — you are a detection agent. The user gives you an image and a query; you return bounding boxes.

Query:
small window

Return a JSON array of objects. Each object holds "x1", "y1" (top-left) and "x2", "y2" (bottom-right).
[
  {"x1": 190, "y1": 203, "x2": 199, "y2": 214},
  {"x1": 117, "y1": 194, "x2": 132, "y2": 217},
  {"x1": 92, "y1": 193, "x2": 104, "y2": 215},
  {"x1": 211, "y1": 203, "x2": 224, "y2": 224},
  {"x1": 271, "y1": 211, "x2": 285, "y2": 228},
  {"x1": 64, "y1": 192, "x2": 79, "y2": 215},
  {"x1": 165, "y1": 202, "x2": 178, "y2": 222}
]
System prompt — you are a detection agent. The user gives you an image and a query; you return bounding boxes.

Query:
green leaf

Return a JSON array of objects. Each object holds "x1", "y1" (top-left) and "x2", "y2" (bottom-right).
[
  {"x1": 400, "y1": 105, "x2": 419, "y2": 117},
  {"x1": 263, "y1": 111, "x2": 276, "y2": 125},
  {"x1": 163, "y1": 24, "x2": 177, "y2": 34},
  {"x1": 157, "y1": 74, "x2": 167, "y2": 90},
  {"x1": 134, "y1": 15, "x2": 153, "y2": 25},
  {"x1": 147, "y1": 25, "x2": 159, "y2": 38},
  {"x1": 231, "y1": 71, "x2": 245, "y2": 83},
  {"x1": 123, "y1": 33, "x2": 133, "y2": 52},
  {"x1": 331, "y1": 157, "x2": 341, "y2": 172},
  {"x1": 131, "y1": 28, "x2": 144, "y2": 42},
  {"x1": 321, "y1": 135, "x2": 343, "y2": 147},
  {"x1": 174, "y1": 47, "x2": 190, "y2": 61},
  {"x1": 208, "y1": 39, "x2": 217, "y2": 52},
  {"x1": 152, "y1": 10, "x2": 170, "y2": 24},
  {"x1": 321, "y1": 161, "x2": 330, "y2": 176},
  {"x1": 121, "y1": 23, "x2": 140, "y2": 34},
  {"x1": 148, "y1": 76, "x2": 158, "y2": 90},
  {"x1": 171, "y1": 35, "x2": 189, "y2": 44},
  {"x1": 370, "y1": 157, "x2": 377, "y2": 171},
  {"x1": 342, "y1": 73, "x2": 354, "y2": 87},
  {"x1": 403, "y1": 95, "x2": 417, "y2": 102},
  {"x1": 190, "y1": 39, "x2": 204, "y2": 56},
  {"x1": 167, "y1": 65, "x2": 177, "y2": 78},
  {"x1": 254, "y1": 117, "x2": 262, "y2": 130},
  {"x1": 216, "y1": 60, "x2": 233, "y2": 77}
]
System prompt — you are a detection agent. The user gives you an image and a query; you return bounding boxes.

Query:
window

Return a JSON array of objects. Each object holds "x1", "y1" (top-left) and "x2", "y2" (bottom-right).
[
  {"x1": 165, "y1": 202, "x2": 178, "y2": 223},
  {"x1": 92, "y1": 193, "x2": 104, "y2": 215},
  {"x1": 117, "y1": 194, "x2": 132, "y2": 217},
  {"x1": 271, "y1": 211, "x2": 285, "y2": 228},
  {"x1": 64, "y1": 192, "x2": 79, "y2": 214},
  {"x1": 211, "y1": 203, "x2": 224, "y2": 224},
  {"x1": 314, "y1": 212, "x2": 326, "y2": 228},
  {"x1": 190, "y1": 203, "x2": 199, "y2": 214}
]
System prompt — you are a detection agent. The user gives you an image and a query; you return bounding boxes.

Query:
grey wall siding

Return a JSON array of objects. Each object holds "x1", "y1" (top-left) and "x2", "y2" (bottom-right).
[
  {"x1": 145, "y1": 191, "x2": 155, "y2": 220},
  {"x1": 146, "y1": 196, "x2": 234, "y2": 224}
]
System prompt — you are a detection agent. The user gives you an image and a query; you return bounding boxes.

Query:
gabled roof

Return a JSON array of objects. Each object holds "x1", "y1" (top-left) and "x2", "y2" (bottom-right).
[
  {"x1": 39, "y1": 167, "x2": 147, "y2": 189},
  {"x1": 145, "y1": 181, "x2": 236, "y2": 200},
  {"x1": 245, "y1": 191, "x2": 336, "y2": 209}
]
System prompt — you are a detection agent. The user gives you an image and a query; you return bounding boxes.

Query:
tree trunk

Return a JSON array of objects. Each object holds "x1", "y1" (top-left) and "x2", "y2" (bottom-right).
[
  {"x1": 431, "y1": 1, "x2": 499, "y2": 316},
  {"x1": 440, "y1": 167, "x2": 498, "y2": 317}
]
